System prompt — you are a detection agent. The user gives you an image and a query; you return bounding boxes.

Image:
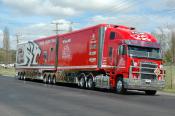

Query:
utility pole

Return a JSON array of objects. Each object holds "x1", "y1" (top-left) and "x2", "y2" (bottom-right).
[
  {"x1": 51, "y1": 22, "x2": 65, "y2": 35},
  {"x1": 68, "y1": 22, "x2": 78, "y2": 32},
  {"x1": 51, "y1": 22, "x2": 65, "y2": 68},
  {"x1": 68, "y1": 22, "x2": 74, "y2": 32},
  {"x1": 15, "y1": 33, "x2": 21, "y2": 45}
]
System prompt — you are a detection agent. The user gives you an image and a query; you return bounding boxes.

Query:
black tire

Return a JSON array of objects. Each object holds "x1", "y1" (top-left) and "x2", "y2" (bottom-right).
[
  {"x1": 79, "y1": 77, "x2": 86, "y2": 88},
  {"x1": 145, "y1": 90, "x2": 157, "y2": 95},
  {"x1": 87, "y1": 78, "x2": 94, "y2": 89},
  {"x1": 23, "y1": 73, "x2": 26, "y2": 80},
  {"x1": 48, "y1": 75, "x2": 51, "y2": 84},
  {"x1": 17, "y1": 72, "x2": 21, "y2": 80},
  {"x1": 52, "y1": 76, "x2": 56, "y2": 84},
  {"x1": 116, "y1": 77, "x2": 127, "y2": 94},
  {"x1": 43, "y1": 74, "x2": 47, "y2": 84},
  {"x1": 20, "y1": 73, "x2": 24, "y2": 80}
]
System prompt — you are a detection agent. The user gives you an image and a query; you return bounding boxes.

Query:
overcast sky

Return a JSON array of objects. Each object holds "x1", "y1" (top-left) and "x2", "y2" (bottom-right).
[{"x1": 0, "y1": 0, "x2": 175, "y2": 49}]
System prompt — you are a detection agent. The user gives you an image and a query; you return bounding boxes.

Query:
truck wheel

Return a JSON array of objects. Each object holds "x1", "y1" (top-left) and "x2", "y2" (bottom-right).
[
  {"x1": 48, "y1": 75, "x2": 51, "y2": 84},
  {"x1": 145, "y1": 90, "x2": 157, "y2": 95},
  {"x1": 23, "y1": 73, "x2": 26, "y2": 80},
  {"x1": 116, "y1": 77, "x2": 126, "y2": 94},
  {"x1": 43, "y1": 74, "x2": 47, "y2": 84},
  {"x1": 20, "y1": 73, "x2": 24, "y2": 80},
  {"x1": 80, "y1": 77, "x2": 86, "y2": 88},
  {"x1": 87, "y1": 78, "x2": 94, "y2": 89},
  {"x1": 52, "y1": 76, "x2": 56, "y2": 84},
  {"x1": 17, "y1": 72, "x2": 21, "y2": 80}
]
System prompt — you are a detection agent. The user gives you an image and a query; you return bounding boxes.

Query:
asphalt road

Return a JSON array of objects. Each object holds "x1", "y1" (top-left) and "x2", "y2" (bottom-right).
[{"x1": 0, "y1": 76, "x2": 175, "y2": 116}]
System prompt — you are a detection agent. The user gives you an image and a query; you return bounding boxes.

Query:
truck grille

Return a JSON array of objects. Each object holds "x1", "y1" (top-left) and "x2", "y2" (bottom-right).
[
  {"x1": 141, "y1": 74, "x2": 156, "y2": 80},
  {"x1": 140, "y1": 62, "x2": 157, "y2": 80}
]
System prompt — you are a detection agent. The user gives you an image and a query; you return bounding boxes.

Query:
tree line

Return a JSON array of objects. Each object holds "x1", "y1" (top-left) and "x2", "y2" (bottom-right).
[
  {"x1": 152, "y1": 27, "x2": 175, "y2": 64},
  {"x1": 0, "y1": 48, "x2": 16, "y2": 64}
]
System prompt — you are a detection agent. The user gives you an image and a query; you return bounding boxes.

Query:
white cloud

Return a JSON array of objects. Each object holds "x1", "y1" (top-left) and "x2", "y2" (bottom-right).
[
  {"x1": 2, "y1": 0, "x2": 79, "y2": 17},
  {"x1": 88, "y1": 14, "x2": 175, "y2": 32},
  {"x1": 164, "y1": 0, "x2": 175, "y2": 8},
  {"x1": 10, "y1": 19, "x2": 73, "y2": 49},
  {"x1": 146, "y1": 0, "x2": 175, "y2": 11},
  {"x1": 0, "y1": 30, "x2": 2, "y2": 35},
  {"x1": 88, "y1": 15, "x2": 148, "y2": 31},
  {"x1": 52, "y1": 0, "x2": 134, "y2": 12},
  {"x1": 2, "y1": 0, "x2": 135, "y2": 17}
]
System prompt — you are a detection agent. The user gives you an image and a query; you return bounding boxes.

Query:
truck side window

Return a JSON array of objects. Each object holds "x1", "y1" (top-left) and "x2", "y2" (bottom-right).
[
  {"x1": 110, "y1": 32, "x2": 116, "y2": 40},
  {"x1": 51, "y1": 47, "x2": 54, "y2": 52},
  {"x1": 109, "y1": 47, "x2": 113, "y2": 57},
  {"x1": 119, "y1": 45, "x2": 126, "y2": 55}
]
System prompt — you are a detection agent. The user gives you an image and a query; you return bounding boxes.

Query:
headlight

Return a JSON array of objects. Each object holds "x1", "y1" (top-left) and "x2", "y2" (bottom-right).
[
  {"x1": 160, "y1": 65, "x2": 163, "y2": 69},
  {"x1": 134, "y1": 62, "x2": 138, "y2": 67},
  {"x1": 131, "y1": 60, "x2": 138, "y2": 67}
]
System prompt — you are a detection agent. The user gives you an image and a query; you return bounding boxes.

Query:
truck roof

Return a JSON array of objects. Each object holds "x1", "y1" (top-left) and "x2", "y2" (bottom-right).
[
  {"x1": 35, "y1": 24, "x2": 133, "y2": 41},
  {"x1": 33, "y1": 24, "x2": 157, "y2": 43}
]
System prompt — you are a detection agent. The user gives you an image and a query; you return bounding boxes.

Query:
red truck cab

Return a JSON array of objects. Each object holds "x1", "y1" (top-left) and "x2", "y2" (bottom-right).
[{"x1": 102, "y1": 24, "x2": 165, "y2": 94}]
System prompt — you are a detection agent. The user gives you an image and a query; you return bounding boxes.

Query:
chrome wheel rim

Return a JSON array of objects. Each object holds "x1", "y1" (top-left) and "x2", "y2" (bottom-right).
[
  {"x1": 80, "y1": 78, "x2": 84, "y2": 87},
  {"x1": 117, "y1": 80, "x2": 122, "y2": 92},
  {"x1": 53, "y1": 77, "x2": 56, "y2": 84},
  {"x1": 88, "y1": 79, "x2": 93, "y2": 88},
  {"x1": 23, "y1": 76, "x2": 26, "y2": 80},
  {"x1": 44, "y1": 77, "x2": 47, "y2": 83},
  {"x1": 48, "y1": 77, "x2": 51, "y2": 84}
]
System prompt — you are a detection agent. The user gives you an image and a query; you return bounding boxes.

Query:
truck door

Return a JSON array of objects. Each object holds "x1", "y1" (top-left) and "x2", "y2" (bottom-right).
[
  {"x1": 117, "y1": 45, "x2": 127, "y2": 68},
  {"x1": 107, "y1": 31, "x2": 117, "y2": 66},
  {"x1": 108, "y1": 47, "x2": 116, "y2": 66}
]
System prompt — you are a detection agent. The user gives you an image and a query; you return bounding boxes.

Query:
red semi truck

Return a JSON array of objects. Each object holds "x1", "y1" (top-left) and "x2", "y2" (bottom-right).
[{"x1": 15, "y1": 24, "x2": 165, "y2": 95}]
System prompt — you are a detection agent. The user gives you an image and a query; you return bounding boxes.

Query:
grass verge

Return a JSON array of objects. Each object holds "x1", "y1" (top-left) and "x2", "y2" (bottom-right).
[
  {"x1": 162, "y1": 88, "x2": 175, "y2": 93},
  {"x1": 0, "y1": 67, "x2": 16, "y2": 77}
]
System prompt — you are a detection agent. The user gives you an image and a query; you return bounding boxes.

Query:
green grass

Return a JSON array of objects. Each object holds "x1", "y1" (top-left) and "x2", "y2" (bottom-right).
[
  {"x1": 164, "y1": 66, "x2": 175, "y2": 89},
  {"x1": 162, "y1": 88, "x2": 175, "y2": 93},
  {"x1": 162, "y1": 65, "x2": 175, "y2": 93},
  {"x1": 0, "y1": 67, "x2": 16, "y2": 77}
]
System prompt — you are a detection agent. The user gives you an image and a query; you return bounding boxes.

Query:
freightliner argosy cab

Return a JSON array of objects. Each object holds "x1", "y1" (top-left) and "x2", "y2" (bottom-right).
[{"x1": 105, "y1": 25, "x2": 165, "y2": 95}]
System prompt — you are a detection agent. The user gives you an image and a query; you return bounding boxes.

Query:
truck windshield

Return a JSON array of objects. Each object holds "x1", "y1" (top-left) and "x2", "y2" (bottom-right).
[{"x1": 128, "y1": 45, "x2": 162, "y2": 59}]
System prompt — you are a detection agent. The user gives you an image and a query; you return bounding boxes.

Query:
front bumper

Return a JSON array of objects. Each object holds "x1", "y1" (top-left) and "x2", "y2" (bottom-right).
[
  {"x1": 124, "y1": 64, "x2": 165, "y2": 91},
  {"x1": 123, "y1": 78, "x2": 165, "y2": 90}
]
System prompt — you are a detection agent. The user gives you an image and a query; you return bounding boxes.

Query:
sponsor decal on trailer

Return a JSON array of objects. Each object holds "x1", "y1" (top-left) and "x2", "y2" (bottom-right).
[
  {"x1": 62, "y1": 38, "x2": 72, "y2": 59},
  {"x1": 17, "y1": 41, "x2": 41, "y2": 66}
]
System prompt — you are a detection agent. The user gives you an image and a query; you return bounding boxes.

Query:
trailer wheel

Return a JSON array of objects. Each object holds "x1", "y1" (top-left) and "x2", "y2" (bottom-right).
[
  {"x1": 87, "y1": 78, "x2": 94, "y2": 89},
  {"x1": 80, "y1": 77, "x2": 86, "y2": 88},
  {"x1": 20, "y1": 72, "x2": 24, "y2": 80},
  {"x1": 48, "y1": 75, "x2": 51, "y2": 84},
  {"x1": 116, "y1": 77, "x2": 126, "y2": 94},
  {"x1": 23, "y1": 73, "x2": 26, "y2": 80},
  {"x1": 17, "y1": 72, "x2": 21, "y2": 80},
  {"x1": 43, "y1": 74, "x2": 47, "y2": 84},
  {"x1": 52, "y1": 75, "x2": 56, "y2": 84},
  {"x1": 145, "y1": 90, "x2": 157, "y2": 95}
]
